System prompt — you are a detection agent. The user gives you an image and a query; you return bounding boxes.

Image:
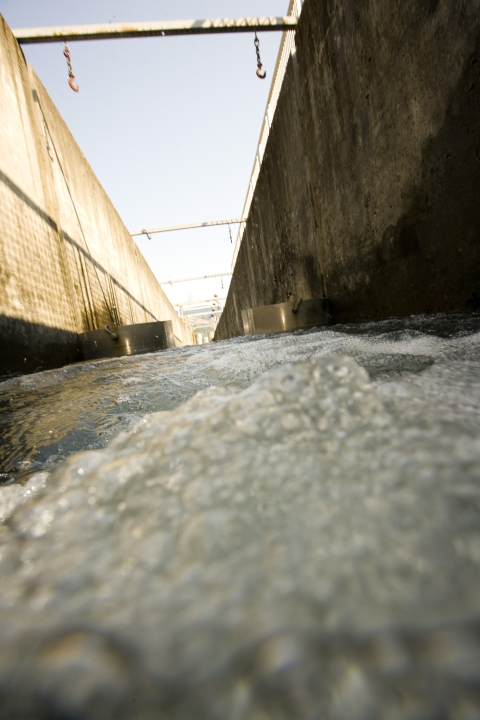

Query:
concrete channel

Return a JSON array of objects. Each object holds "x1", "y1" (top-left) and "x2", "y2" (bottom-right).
[{"x1": 1, "y1": 0, "x2": 480, "y2": 717}]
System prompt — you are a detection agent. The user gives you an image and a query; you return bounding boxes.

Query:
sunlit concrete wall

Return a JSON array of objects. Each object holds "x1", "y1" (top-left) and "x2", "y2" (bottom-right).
[
  {"x1": 0, "y1": 15, "x2": 192, "y2": 376},
  {"x1": 216, "y1": 0, "x2": 480, "y2": 339}
]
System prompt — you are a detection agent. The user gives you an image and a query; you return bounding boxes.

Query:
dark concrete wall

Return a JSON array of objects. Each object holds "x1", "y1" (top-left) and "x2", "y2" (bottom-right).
[
  {"x1": 0, "y1": 16, "x2": 192, "y2": 377},
  {"x1": 216, "y1": 0, "x2": 480, "y2": 340}
]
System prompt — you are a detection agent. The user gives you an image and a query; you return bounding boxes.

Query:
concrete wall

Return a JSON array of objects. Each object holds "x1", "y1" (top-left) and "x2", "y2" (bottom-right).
[
  {"x1": 0, "y1": 16, "x2": 192, "y2": 377},
  {"x1": 216, "y1": 0, "x2": 480, "y2": 339}
]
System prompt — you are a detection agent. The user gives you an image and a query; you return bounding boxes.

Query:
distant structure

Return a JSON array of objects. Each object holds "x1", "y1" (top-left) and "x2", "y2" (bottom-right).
[{"x1": 178, "y1": 298, "x2": 225, "y2": 343}]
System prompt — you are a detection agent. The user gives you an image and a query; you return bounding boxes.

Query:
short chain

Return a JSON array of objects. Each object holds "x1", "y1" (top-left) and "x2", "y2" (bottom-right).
[
  {"x1": 228, "y1": 224, "x2": 233, "y2": 244},
  {"x1": 63, "y1": 43, "x2": 73, "y2": 76},
  {"x1": 254, "y1": 34, "x2": 262, "y2": 67},
  {"x1": 63, "y1": 43, "x2": 79, "y2": 92},
  {"x1": 254, "y1": 33, "x2": 266, "y2": 79}
]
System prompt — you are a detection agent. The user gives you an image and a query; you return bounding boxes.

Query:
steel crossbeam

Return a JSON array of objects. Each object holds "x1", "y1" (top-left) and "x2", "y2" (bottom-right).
[
  {"x1": 131, "y1": 219, "x2": 243, "y2": 237},
  {"x1": 160, "y1": 272, "x2": 232, "y2": 285},
  {"x1": 13, "y1": 17, "x2": 297, "y2": 44}
]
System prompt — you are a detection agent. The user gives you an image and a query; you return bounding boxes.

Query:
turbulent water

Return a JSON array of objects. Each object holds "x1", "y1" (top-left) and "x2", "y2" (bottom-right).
[{"x1": 1, "y1": 312, "x2": 480, "y2": 718}]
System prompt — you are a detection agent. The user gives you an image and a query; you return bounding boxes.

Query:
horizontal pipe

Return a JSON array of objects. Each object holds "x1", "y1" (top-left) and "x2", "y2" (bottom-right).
[
  {"x1": 131, "y1": 218, "x2": 244, "y2": 237},
  {"x1": 160, "y1": 272, "x2": 232, "y2": 284},
  {"x1": 13, "y1": 17, "x2": 297, "y2": 44},
  {"x1": 177, "y1": 297, "x2": 226, "y2": 308},
  {"x1": 183, "y1": 307, "x2": 224, "y2": 313},
  {"x1": 185, "y1": 310, "x2": 223, "y2": 317}
]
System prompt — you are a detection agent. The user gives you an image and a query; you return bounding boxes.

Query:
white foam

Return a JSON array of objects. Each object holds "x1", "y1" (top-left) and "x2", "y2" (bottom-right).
[{"x1": 1, "y1": 314, "x2": 480, "y2": 717}]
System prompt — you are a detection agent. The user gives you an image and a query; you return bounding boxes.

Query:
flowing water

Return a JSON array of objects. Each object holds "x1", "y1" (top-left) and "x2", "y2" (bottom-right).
[{"x1": 1, "y1": 312, "x2": 480, "y2": 718}]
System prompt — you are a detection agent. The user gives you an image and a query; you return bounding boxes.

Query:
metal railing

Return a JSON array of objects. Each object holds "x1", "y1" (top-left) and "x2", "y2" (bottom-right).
[{"x1": 231, "y1": 0, "x2": 303, "y2": 270}]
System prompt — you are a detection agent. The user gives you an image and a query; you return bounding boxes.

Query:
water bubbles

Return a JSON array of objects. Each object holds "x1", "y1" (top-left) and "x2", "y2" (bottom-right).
[{"x1": 0, "y1": 314, "x2": 480, "y2": 716}]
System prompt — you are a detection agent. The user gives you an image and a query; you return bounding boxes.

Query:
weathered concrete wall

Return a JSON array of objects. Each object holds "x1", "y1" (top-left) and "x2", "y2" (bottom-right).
[
  {"x1": 216, "y1": 0, "x2": 480, "y2": 339},
  {"x1": 0, "y1": 16, "x2": 192, "y2": 376}
]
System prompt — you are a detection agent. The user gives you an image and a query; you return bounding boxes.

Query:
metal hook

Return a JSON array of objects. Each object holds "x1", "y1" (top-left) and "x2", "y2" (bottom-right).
[
  {"x1": 68, "y1": 75, "x2": 79, "y2": 92},
  {"x1": 292, "y1": 298, "x2": 303, "y2": 314},
  {"x1": 104, "y1": 325, "x2": 119, "y2": 340},
  {"x1": 142, "y1": 228, "x2": 152, "y2": 240},
  {"x1": 63, "y1": 43, "x2": 79, "y2": 92},
  {"x1": 254, "y1": 33, "x2": 267, "y2": 80}
]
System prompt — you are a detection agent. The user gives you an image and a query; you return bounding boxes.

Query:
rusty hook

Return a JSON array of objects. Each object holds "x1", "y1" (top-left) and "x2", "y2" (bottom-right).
[
  {"x1": 68, "y1": 75, "x2": 79, "y2": 92},
  {"x1": 63, "y1": 43, "x2": 79, "y2": 92},
  {"x1": 256, "y1": 65, "x2": 267, "y2": 80}
]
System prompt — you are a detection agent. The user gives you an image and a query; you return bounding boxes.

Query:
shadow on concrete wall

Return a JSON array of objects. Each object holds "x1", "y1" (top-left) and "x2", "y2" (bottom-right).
[
  {"x1": 0, "y1": 169, "x2": 158, "y2": 329},
  {"x1": 0, "y1": 315, "x2": 81, "y2": 378},
  {"x1": 330, "y1": 30, "x2": 480, "y2": 321},
  {"x1": 217, "y1": 2, "x2": 480, "y2": 339}
]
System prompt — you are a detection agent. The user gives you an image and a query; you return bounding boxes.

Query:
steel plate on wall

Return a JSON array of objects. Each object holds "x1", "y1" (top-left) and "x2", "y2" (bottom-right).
[
  {"x1": 79, "y1": 320, "x2": 175, "y2": 360},
  {"x1": 242, "y1": 299, "x2": 329, "y2": 336}
]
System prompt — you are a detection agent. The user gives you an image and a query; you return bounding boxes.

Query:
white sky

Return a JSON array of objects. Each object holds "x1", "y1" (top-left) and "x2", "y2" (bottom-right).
[{"x1": 1, "y1": 1, "x2": 288, "y2": 307}]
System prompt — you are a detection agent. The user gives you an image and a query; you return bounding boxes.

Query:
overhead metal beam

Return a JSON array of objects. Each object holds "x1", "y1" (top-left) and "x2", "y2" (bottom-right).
[
  {"x1": 177, "y1": 297, "x2": 226, "y2": 308},
  {"x1": 131, "y1": 218, "x2": 243, "y2": 237},
  {"x1": 13, "y1": 17, "x2": 297, "y2": 44},
  {"x1": 160, "y1": 272, "x2": 232, "y2": 285},
  {"x1": 184, "y1": 309, "x2": 223, "y2": 317}
]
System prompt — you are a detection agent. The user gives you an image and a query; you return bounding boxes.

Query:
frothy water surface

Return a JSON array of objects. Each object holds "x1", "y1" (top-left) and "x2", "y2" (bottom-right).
[{"x1": 1, "y1": 312, "x2": 480, "y2": 718}]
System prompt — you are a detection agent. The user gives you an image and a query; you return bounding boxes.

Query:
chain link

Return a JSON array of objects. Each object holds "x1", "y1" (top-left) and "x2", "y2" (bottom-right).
[
  {"x1": 63, "y1": 43, "x2": 79, "y2": 92},
  {"x1": 254, "y1": 33, "x2": 266, "y2": 79},
  {"x1": 228, "y1": 224, "x2": 233, "y2": 244},
  {"x1": 63, "y1": 43, "x2": 73, "y2": 76}
]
